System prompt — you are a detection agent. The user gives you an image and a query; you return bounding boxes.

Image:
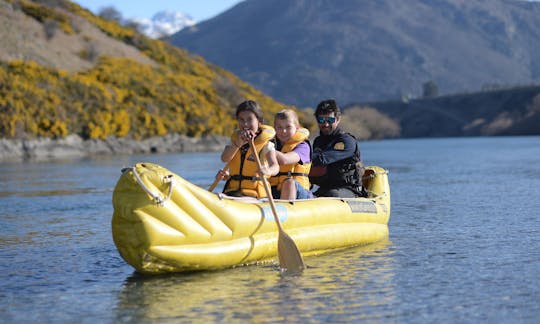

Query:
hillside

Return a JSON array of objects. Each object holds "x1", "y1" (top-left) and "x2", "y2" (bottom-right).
[
  {"x1": 348, "y1": 86, "x2": 540, "y2": 138},
  {"x1": 2, "y1": 0, "x2": 538, "y2": 150},
  {"x1": 0, "y1": 0, "x2": 312, "y2": 141},
  {"x1": 169, "y1": 0, "x2": 540, "y2": 108}
]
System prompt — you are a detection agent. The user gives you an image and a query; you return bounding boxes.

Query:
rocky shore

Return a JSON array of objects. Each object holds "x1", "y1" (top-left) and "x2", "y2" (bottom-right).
[{"x1": 0, "y1": 134, "x2": 230, "y2": 162}]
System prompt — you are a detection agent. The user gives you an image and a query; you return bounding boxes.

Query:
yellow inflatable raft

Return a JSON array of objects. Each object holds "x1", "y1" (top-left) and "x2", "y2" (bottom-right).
[{"x1": 112, "y1": 162, "x2": 391, "y2": 274}]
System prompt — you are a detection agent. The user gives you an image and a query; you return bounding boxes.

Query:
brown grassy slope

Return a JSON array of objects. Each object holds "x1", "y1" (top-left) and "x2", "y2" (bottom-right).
[
  {"x1": 0, "y1": 0, "x2": 154, "y2": 72},
  {"x1": 339, "y1": 107, "x2": 401, "y2": 140}
]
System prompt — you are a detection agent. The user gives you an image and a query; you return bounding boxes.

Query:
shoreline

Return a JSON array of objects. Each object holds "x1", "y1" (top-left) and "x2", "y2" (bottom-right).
[{"x1": 0, "y1": 134, "x2": 230, "y2": 162}]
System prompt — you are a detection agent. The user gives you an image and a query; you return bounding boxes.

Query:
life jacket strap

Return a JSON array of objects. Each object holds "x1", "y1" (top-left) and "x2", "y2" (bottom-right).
[
  {"x1": 230, "y1": 174, "x2": 263, "y2": 182},
  {"x1": 277, "y1": 171, "x2": 309, "y2": 177}
]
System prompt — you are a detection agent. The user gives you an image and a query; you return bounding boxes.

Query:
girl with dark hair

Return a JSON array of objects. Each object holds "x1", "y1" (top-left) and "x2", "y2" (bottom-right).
[{"x1": 214, "y1": 100, "x2": 279, "y2": 198}]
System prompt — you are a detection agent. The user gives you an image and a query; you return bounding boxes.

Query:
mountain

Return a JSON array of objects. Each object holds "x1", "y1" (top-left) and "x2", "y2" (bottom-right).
[
  {"x1": 133, "y1": 10, "x2": 195, "y2": 39},
  {"x1": 169, "y1": 0, "x2": 540, "y2": 108}
]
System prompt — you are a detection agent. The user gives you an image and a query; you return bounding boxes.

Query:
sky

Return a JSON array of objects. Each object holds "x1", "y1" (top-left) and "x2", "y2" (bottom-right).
[
  {"x1": 73, "y1": 0, "x2": 243, "y2": 22},
  {"x1": 73, "y1": 0, "x2": 540, "y2": 22}
]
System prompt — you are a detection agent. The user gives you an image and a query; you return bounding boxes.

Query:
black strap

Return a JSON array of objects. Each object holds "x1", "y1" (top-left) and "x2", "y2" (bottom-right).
[
  {"x1": 229, "y1": 174, "x2": 263, "y2": 181},
  {"x1": 277, "y1": 171, "x2": 309, "y2": 177}
]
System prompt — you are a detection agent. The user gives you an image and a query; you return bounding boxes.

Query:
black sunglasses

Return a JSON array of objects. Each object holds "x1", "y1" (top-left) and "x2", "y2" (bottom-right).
[{"x1": 317, "y1": 116, "x2": 336, "y2": 124}]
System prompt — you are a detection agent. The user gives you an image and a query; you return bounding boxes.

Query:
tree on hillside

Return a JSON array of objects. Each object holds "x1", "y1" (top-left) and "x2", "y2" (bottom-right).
[
  {"x1": 124, "y1": 19, "x2": 144, "y2": 34},
  {"x1": 43, "y1": 20, "x2": 58, "y2": 40},
  {"x1": 422, "y1": 80, "x2": 439, "y2": 98},
  {"x1": 98, "y1": 6, "x2": 122, "y2": 23}
]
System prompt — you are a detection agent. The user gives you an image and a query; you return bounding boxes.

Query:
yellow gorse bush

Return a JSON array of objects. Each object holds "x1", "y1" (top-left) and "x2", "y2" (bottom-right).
[
  {"x1": 19, "y1": 0, "x2": 75, "y2": 34},
  {"x1": 0, "y1": 0, "x2": 304, "y2": 140}
]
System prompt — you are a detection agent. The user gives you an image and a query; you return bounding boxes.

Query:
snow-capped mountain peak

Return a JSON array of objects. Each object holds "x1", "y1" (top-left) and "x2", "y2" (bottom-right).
[{"x1": 133, "y1": 10, "x2": 195, "y2": 39}]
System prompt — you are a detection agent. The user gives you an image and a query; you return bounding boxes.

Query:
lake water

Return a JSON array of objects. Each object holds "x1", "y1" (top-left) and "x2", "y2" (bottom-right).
[{"x1": 1, "y1": 136, "x2": 539, "y2": 323}]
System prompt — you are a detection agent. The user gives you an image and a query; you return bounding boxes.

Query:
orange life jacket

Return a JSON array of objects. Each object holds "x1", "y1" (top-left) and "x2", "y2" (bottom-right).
[
  {"x1": 224, "y1": 125, "x2": 275, "y2": 198},
  {"x1": 269, "y1": 128, "x2": 312, "y2": 191}
]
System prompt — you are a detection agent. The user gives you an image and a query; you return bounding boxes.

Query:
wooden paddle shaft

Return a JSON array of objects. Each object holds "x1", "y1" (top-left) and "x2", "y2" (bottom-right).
[
  {"x1": 208, "y1": 161, "x2": 231, "y2": 192},
  {"x1": 249, "y1": 139, "x2": 305, "y2": 272}
]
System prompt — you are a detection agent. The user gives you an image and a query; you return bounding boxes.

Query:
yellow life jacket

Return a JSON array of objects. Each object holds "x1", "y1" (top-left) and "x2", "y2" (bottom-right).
[
  {"x1": 224, "y1": 125, "x2": 276, "y2": 198},
  {"x1": 270, "y1": 128, "x2": 312, "y2": 191}
]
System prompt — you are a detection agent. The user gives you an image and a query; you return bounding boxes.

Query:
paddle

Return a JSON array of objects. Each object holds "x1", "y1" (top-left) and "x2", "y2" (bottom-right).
[
  {"x1": 249, "y1": 138, "x2": 305, "y2": 273},
  {"x1": 208, "y1": 161, "x2": 231, "y2": 192}
]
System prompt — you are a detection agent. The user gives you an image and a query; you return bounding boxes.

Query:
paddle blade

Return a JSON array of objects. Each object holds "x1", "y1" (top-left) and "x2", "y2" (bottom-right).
[
  {"x1": 247, "y1": 137, "x2": 305, "y2": 273},
  {"x1": 277, "y1": 230, "x2": 305, "y2": 273}
]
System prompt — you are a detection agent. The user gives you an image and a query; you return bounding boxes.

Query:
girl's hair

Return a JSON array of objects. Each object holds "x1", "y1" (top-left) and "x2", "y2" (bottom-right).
[
  {"x1": 275, "y1": 109, "x2": 300, "y2": 127},
  {"x1": 236, "y1": 100, "x2": 264, "y2": 123}
]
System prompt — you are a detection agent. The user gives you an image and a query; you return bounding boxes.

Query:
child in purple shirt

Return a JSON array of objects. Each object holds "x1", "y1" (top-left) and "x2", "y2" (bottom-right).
[{"x1": 272, "y1": 109, "x2": 314, "y2": 200}]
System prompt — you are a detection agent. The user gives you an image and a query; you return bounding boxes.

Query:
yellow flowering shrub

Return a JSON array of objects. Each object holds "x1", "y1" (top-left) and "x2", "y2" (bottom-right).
[
  {"x1": 19, "y1": 0, "x2": 74, "y2": 34},
  {"x1": 0, "y1": 1, "x2": 300, "y2": 140}
]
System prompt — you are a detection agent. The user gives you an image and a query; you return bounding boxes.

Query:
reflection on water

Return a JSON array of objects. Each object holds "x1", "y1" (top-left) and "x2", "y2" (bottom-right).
[
  {"x1": 0, "y1": 187, "x2": 110, "y2": 198},
  {"x1": 115, "y1": 240, "x2": 394, "y2": 323},
  {"x1": 2, "y1": 137, "x2": 540, "y2": 322}
]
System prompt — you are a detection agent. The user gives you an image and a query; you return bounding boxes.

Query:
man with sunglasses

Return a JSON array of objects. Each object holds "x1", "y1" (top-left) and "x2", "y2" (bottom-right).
[{"x1": 309, "y1": 99, "x2": 367, "y2": 198}]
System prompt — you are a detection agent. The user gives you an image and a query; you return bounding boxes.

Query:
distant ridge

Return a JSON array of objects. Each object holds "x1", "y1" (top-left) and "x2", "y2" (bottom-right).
[
  {"x1": 348, "y1": 85, "x2": 540, "y2": 138},
  {"x1": 169, "y1": 0, "x2": 540, "y2": 107}
]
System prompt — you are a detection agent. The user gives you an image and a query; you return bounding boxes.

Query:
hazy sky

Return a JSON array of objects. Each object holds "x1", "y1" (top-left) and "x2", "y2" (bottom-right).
[
  {"x1": 73, "y1": 0, "x2": 540, "y2": 23},
  {"x1": 73, "y1": 0, "x2": 243, "y2": 22},
  {"x1": 74, "y1": 0, "x2": 540, "y2": 22}
]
